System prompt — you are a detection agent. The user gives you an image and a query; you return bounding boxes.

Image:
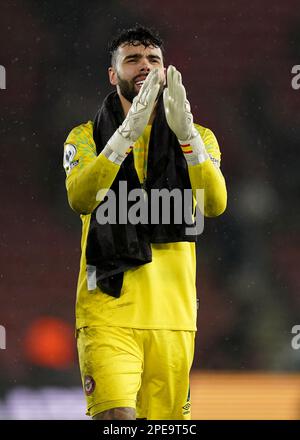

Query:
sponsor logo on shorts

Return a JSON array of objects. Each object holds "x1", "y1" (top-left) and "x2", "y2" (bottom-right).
[
  {"x1": 182, "y1": 385, "x2": 191, "y2": 415},
  {"x1": 182, "y1": 401, "x2": 191, "y2": 415},
  {"x1": 84, "y1": 375, "x2": 96, "y2": 396}
]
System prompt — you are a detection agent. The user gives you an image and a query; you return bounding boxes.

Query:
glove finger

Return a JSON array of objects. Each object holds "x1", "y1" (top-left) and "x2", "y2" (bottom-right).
[
  {"x1": 176, "y1": 68, "x2": 182, "y2": 83},
  {"x1": 144, "y1": 67, "x2": 158, "y2": 88},
  {"x1": 136, "y1": 74, "x2": 152, "y2": 101},
  {"x1": 163, "y1": 88, "x2": 170, "y2": 114},
  {"x1": 175, "y1": 69, "x2": 193, "y2": 114},
  {"x1": 169, "y1": 66, "x2": 185, "y2": 107},
  {"x1": 184, "y1": 98, "x2": 191, "y2": 113},
  {"x1": 170, "y1": 65, "x2": 178, "y2": 100},
  {"x1": 145, "y1": 69, "x2": 160, "y2": 104},
  {"x1": 150, "y1": 68, "x2": 160, "y2": 89},
  {"x1": 138, "y1": 68, "x2": 158, "y2": 100},
  {"x1": 139, "y1": 69, "x2": 159, "y2": 105},
  {"x1": 179, "y1": 84, "x2": 187, "y2": 108},
  {"x1": 167, "y1": 65, "x2": 175, "y2": 100},
  {"x1": 174, "y1": 70, "x2": 187, "y2": 107},
  {"x1": 145, "y1": 69, "x2": 159, "y2": 98},
  {"x1": 145, "y1": 83, "x2": 160, "y2": 114}
]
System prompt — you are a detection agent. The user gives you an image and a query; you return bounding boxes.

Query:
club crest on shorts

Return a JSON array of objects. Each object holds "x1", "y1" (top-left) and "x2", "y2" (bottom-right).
[{"x1": 84, "y1": 375, "x2": 96, "y2": 395}]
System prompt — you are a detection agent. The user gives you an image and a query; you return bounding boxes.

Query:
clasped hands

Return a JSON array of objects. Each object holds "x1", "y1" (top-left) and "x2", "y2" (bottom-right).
[
  {"x1": 108, "y1": 65, "x2": 208, "y2": 165},
  {"x1": 119, "y1": 65, "x2": 199, "y2": 143}
]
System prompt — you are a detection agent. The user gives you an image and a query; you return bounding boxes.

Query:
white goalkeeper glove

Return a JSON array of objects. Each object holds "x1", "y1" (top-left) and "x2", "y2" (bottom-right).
[
  {"x1": 163, "y1": 65, "x2": 209, "y2": 166},
  {"x1": 104, "y1": 68, "x2": 160, "y2": 165}
]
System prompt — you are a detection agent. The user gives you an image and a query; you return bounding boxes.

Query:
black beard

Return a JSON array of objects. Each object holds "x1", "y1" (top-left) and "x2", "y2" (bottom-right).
[
  {"x1": 117, "y1": 74, "x2": 165, "y2": 103},
  {"x1": 117, "y1": 75, "x2": 136, "y2": 103}
]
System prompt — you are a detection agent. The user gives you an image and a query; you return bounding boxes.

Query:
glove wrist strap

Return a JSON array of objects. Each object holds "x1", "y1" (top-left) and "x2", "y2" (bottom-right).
[
  {"x1": 178, "y1": 133, "x2": 209, "y2": 166},
  {"x1": 102, "y1": 129, "x2": 133, "y2": 165}
]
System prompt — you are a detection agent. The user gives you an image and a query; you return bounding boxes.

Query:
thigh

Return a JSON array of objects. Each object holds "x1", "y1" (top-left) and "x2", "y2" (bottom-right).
[
  {"x1": 136, "y1": 330, "x2": 195, "y2": 420},
  {"x1": 77, "y1": 326, "x2": 143, "y2": 418}
]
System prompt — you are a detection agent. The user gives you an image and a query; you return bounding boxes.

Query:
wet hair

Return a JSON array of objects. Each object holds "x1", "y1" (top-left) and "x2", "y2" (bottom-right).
[{"x1": 108, "y1": 24, "x2": 165, "y2": 67}]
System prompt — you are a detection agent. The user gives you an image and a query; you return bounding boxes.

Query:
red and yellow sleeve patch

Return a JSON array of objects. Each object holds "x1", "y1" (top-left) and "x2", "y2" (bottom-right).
[{"x1": 180, "y1": 144, "x2": 193, "y2": 154}]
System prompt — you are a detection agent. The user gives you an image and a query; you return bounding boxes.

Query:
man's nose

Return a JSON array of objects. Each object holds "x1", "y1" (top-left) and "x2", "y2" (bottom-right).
[{"x1": 139, "y1": 58, "x2": 151, "y2": 72}]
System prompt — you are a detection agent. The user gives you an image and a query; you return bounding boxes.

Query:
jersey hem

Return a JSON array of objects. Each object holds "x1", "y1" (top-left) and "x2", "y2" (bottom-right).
[{"x1": 75, "y1": 320, "x2": 197, "y2": 332}]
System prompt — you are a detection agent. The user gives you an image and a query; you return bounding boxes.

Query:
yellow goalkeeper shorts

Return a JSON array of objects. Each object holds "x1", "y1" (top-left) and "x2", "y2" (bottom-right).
[{"x1": 76, "y1": 326, "x2": 195, "y2": 419}]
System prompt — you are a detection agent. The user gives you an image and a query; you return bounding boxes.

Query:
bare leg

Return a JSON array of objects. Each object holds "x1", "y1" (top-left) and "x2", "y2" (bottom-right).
[{"x1": 93, "y1": 407, "x2": 136, "y2": 420}]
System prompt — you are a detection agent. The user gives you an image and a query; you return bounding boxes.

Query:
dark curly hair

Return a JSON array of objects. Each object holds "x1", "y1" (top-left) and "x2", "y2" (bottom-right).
[{"x1": 108, "y1": 24, "x2": 165, "y2": 67}]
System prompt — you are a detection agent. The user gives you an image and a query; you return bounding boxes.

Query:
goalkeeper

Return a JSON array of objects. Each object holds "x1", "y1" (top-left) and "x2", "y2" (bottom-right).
[{"x1": 63, "y1": 25, "x2": 227, "y2": 420}]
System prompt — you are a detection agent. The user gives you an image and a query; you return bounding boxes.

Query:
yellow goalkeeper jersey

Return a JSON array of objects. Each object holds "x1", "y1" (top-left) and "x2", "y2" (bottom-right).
[{"x1": 64, "y1": 121, "x2": 225, "y2": 331}]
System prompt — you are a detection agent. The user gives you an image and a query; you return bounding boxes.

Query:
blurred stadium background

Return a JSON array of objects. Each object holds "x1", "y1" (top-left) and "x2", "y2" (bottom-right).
[{"x1": 0, "y1": 0, "x2": 300, "y2": 419}]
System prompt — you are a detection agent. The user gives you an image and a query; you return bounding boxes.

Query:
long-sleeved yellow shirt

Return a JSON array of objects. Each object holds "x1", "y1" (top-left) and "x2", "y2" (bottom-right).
[{"x1": 64, "y1": 121, "x2": 226, "y2": 331}]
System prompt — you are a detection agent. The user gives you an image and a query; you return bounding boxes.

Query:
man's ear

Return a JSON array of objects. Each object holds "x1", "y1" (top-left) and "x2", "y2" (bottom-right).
[{"x1": 108, "y1": 67, "x2": 118, "y2": 86}]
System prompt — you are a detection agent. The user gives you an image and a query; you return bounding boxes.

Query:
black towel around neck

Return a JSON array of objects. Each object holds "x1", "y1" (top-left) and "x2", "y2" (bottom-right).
[{"x1": 85, "y1": 90, "x2": 197, "y2": 297}]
